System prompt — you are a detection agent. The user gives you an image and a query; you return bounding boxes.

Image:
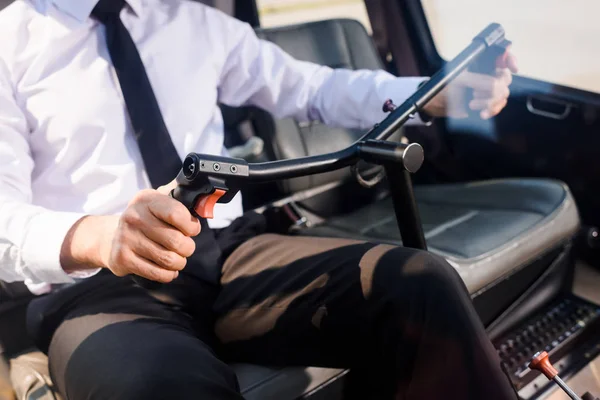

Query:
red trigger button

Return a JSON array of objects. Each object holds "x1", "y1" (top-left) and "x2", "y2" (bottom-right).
[{"x1": 194, "y1": 189, "x2": 226, "y2": 219}]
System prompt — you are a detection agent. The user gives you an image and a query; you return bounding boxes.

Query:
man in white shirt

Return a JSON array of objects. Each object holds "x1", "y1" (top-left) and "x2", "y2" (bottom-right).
[{"x1": 0, "y1": 0, "x2": 520, "y2": 398}]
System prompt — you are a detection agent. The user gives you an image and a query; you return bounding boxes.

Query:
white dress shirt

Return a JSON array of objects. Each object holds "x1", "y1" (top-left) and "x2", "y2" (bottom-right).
[{"x1": 0, "y1": 0, "x2": 427, "y2": 293}]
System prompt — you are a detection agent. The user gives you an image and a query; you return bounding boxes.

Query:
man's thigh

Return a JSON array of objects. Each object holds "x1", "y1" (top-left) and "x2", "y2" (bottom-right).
[
  {"x1": 31, "y1": 274, "x2": 241, "y2": 400},
  {"x1": 213, "y1": 234, "x2": 456, "y2": 368}
]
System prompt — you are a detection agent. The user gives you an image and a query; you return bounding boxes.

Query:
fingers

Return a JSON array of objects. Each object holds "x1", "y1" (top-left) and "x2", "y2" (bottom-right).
[
  {"x1": 461, "y1": 67, "x2": 512, "y2": 119},
  {"x1": 109, "y1": 185, "x2": 203, "y2": 283},
  {"x1": 498, "y1": 67, "x2": 513, "y2": 86},
  {"x1": 469, "y1": 97, "x2": 508, "y2": 119},
  {"x1": 148, "y1": 197, "x2": 201, "y2": 237},
  {"x1": 486, "y1": 98, "x2": 508, "y2": 119},
  {"x1": 139, "y1": 216, "x2": 196, "y2": 258},
  {"x1": 128, "y1": 252, "x2": 180, "y2": 283},
  {"x1": 469, "y1": 93, "x2": 509, "y2": 110},
  {"x1": 471, "y1": 72, "x2": 511, "y2": 100},
  {"x1": 462, "y1": 72, "x2": 510, "y2": 97},
  {"x1": 108, "y1": 242, "x2": 179, "y2": 283},
  {"x1": 134, "y1": 234, "x2": 188, "y2": 272}
]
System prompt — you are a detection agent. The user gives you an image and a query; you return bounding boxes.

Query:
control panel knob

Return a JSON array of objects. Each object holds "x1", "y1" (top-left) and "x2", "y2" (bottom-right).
[{"x1": 529, "y1": 351, "x2": 558, "y2": 380}]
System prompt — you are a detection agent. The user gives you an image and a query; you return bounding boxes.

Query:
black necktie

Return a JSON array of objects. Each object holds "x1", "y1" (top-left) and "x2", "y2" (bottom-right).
[{"x1": 92, "y1": 0, "x2": 181, "y2": 188}]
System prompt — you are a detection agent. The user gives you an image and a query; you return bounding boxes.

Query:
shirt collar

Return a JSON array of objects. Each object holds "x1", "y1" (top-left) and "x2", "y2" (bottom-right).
[{"x1": 52, "y1": 0, "x2": 142, "y2": 22}]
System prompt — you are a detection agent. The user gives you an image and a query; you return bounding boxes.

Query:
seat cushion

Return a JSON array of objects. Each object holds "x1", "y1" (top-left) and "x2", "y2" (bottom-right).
[
  {"x1": 233, "y1": 364, "x2": 346, "y2": 399},
  {"x1": 302, "y1": 178, "x2": 580, "y2": 294},
  {"x1": 6, "y1": 350, "x2": 347, "y2": 400}
]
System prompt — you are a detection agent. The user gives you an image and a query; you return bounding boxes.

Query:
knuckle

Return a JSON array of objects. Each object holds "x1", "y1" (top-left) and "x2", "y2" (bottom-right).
[
  {"x1": 167, "y1": 232, "x2": 185, "y2": 251},
  {"x1": 130, "y1": 189, "x2": 154, "y2": 205},
  {"x1": 121, "y1": 208, "x2": 142, "y2": 227},
  {"x1": 165, "y1": 234, "x2": 182, "y2": 251},
  {"x1": 157, "y1": 251, "x2": 176, "y2": 269},
  {"x1": 165, "y1": 207, "x2": 181, "y2": 224},
  {"x1": 181, "y1": 221, "x2": 196, "y2": 237},
  {"x1": 165, "y1": 254, "x2": 186, "y2": 271}
]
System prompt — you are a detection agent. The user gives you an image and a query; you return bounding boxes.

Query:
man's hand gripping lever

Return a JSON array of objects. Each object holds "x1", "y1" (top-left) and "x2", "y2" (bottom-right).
[
  {"x1": 422, "y1": 23, "x2": 515, "y2": 120},
  {"x1": 132, "y1": 154, "x2": 247, "y2": 290},
  {"x1": 465, "y1": 24, "x2": 515, "y2": 119}
]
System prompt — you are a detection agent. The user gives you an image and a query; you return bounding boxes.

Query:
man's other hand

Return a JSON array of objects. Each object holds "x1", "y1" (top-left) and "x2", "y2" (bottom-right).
[
  {"x1": 61, "y1": 180, "x2": 201, "y2": 283},
  {"x1": 423, "y1": 51, "x2": 519, "y2": 120}
]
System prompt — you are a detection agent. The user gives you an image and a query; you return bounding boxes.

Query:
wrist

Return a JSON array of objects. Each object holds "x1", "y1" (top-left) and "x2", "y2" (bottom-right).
[
  {"x1": 60, "y1": 215, "x2": 118, "y2": 273},
  {"x1": 418, "y1": 80, "x2": 442, "y2": 121}
]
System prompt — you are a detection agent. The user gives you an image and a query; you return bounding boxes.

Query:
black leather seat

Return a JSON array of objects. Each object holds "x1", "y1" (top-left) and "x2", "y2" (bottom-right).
[
  {"x1": 246, "y1": 18, "x2": 579, "y2": 297},
  {"x1": 305, "y1": 178, "x2": 578, "y2": 295}
]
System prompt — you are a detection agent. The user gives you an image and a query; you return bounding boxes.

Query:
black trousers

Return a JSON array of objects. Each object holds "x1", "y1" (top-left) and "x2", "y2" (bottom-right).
[{"x1": 27, "y1": 233, "x2": 518, "y2": 400}]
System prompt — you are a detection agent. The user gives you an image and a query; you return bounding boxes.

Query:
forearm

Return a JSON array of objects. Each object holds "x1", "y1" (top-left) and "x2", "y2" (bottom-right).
[
  {"x1": 215, "y1": 18, "x2": 430, "y2": 130},
  {"x1": 307, "y1": 68, "x2": 429, "y2": 130},
  {"x1": 0, "y1": 198, "x2": 95, "y2": 284},
  {"x1": 60, "y1": 215, "x2": 118, "y2": 274}
]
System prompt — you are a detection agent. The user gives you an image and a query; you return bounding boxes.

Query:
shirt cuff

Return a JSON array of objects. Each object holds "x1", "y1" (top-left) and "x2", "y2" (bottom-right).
[
  {"x1": 20, "y1": 211, "x2": 91, "y2": 284},
  {"x1": 378, "y1": 76, "x2": 431, "y2": 126}
]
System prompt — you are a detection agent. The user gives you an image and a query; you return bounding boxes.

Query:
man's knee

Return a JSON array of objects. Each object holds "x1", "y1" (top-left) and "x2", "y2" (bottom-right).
[
  {"x1": 55, "y1": 320, "x2": 241, "y2": 400},
  {"x1": 89, "y1": 358, "x2": 240, "y2": 400},
  {"x1": 402, "y1": 249, "x2": 463, "y2": 289},
  {"x1": 367, "y1": 246, "x2": 466, "y2": 299}
]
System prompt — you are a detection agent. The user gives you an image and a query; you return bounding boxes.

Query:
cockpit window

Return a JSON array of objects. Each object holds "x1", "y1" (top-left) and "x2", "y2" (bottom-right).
[
  {"x1": 422, "y1": 0, "x2": 600, "y2": 93},
  {"x1": 256, "y1": 0, "x2": 372, "y2": 32}
]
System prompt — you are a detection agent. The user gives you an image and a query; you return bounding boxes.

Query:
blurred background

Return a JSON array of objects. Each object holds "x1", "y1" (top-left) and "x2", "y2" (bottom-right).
[{"x1": 257, "y1": 0, "x2": 599, "y2": 93}]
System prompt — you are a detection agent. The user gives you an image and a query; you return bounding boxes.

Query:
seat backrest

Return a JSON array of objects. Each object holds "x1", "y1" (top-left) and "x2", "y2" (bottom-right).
[{"x1": 251, "y1": 19, "x2": 387, "y2": 199}]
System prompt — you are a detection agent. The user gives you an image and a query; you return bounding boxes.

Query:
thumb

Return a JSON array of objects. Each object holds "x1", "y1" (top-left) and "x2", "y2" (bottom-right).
[{"x1": 157, "y1": 178, "x2": 178, "y2": 196}]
